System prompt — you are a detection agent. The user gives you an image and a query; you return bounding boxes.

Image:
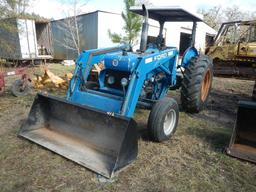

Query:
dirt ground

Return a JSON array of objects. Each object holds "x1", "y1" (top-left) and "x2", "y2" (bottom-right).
[{"x1": 0, "y1": 64, "x2": 256, "y2": 192}]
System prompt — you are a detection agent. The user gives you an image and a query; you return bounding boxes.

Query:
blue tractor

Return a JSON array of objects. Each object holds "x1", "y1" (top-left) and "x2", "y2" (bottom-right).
[{"x1": 19, "y1": 6, "x2": 213, "y2": 178}]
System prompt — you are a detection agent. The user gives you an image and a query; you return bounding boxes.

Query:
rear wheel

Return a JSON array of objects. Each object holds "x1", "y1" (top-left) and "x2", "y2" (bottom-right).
[
  {"x1": 147, "y1": 97, "x2": 179, "y2": 142},
  {"x1": 181, "y1": 55, "x2": 213, "y2": 113},
  {"x1": 11, "y1": 79, "x2": 30, "y2": 97}
]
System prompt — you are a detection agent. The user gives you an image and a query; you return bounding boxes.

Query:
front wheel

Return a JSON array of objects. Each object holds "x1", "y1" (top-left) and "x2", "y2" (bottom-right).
[{"x1": 147, "y1": 97, "x2": 179, "y2": 142}]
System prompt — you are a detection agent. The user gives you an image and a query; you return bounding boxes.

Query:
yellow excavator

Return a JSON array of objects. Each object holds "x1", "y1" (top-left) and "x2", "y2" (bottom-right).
[
  {"x1": 206, "y1": 20, "x2": 256, "y2": 163},
  {"x1": 206, "y1": 20, "x2": 256, "y2": 79}
]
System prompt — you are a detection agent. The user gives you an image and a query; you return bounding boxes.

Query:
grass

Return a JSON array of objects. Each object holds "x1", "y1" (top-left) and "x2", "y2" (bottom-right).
[{"x1": 0, "y1": 64, "x2": 256, "y2": 192}]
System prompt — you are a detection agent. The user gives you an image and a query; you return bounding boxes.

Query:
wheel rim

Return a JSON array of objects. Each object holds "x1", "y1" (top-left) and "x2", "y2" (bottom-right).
[
  {"x1": 201, "y1": 70, "x2": 211, "y2": 102},
  {"x1": 163, "y1": 109, "x2": 176, "y2": 136},
  {"x1": 16, "y1": 83, "x2": 25, "y2": 93},
  {"x1": 0, "y1": 87, "x2": 4, "y2": 95}
]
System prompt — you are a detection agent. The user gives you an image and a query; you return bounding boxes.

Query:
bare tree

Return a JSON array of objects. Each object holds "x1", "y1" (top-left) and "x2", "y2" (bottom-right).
[
  {"x1": 224, "y1": 5, "x2": 256, "y2": 21},
  {"x1": 0, "y1": 0, "x2": 33, "y2": 17},
  {"x1": 224, "y1": 6, "x2": 243, "y2": 22},
  {"x1": 55, "y1": 0, "x2": 89, "y2": 55},
  {"x1": 198, "y1": 6, "x2": 223, "y2": 30},
  {"x1": 199, "y1": 5, "x2": 256, "y2": 30},
  {"x1": 17, "y1": 0, "x2": 30, "y2": 14}
]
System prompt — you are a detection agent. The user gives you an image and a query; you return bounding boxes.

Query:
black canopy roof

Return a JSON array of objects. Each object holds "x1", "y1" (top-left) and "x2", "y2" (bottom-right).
[{"x1": 130, "y1": 6, "x2": 203, "y2": 22}]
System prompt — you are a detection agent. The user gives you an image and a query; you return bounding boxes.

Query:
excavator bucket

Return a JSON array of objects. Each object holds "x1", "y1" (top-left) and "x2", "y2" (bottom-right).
[
  {"x1": 227, "y1": 100, "x2": 256, "y2": 163},
  {"x1": 19, "y1": 93, "x2": 138, "y2": 178}
]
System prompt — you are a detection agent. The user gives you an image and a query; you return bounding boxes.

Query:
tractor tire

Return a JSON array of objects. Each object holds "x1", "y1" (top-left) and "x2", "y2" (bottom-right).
[
  {"x1": 11, "y1": 79, "x2": 30, "y2": 97},
  {"x1": 181, "y1": 55, "x2": 213, "y2": 113},
  {"x1": 81, "y1": 81, "x2": 99, "y2": 91},
  {"x1": 147, "y1": 97, "x2": 179, "y2": 142}
]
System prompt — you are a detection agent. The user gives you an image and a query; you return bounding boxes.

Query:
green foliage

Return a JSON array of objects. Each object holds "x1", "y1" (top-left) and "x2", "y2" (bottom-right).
[
  {"x1": 108, "y1": 30, "x2": 122, "y2": 43},
  {"x1": 18, "y1": 12, "x2": 49, "y2": 22},
  {"x1": 0, "y1": 0, "x2": 47, "y2": 21},
  {"x1": 108, "y1": 0, "x2": 142, "y2": 46}
]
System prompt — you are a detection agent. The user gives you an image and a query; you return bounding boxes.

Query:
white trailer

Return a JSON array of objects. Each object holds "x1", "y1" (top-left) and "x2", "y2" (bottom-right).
[{"x1": 0, "y1": 18, "x2": 53, "y2": 62}]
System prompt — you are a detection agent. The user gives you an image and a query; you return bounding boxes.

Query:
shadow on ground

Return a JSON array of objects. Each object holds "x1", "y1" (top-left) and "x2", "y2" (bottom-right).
[
  {"x1": 190, "y1": 88, "x2": 253, "y2": 129},
  {"x1": 186, "y1": 126, "x2": 231, "y2": 152},
  {"x1": 135, "y1": 87, "x2": 248, "y2": 142}
]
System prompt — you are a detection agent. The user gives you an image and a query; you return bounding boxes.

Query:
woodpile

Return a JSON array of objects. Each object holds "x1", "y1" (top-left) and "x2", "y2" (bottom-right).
[
  {"x1": 32, "y1": 63, "x2": 103, "y2": 90},
  {"x1": 33, "y1": 69, "x2": 73, "y2": 90}
]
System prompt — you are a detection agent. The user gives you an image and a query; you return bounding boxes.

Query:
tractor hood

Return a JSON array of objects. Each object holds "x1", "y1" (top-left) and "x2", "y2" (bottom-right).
[{"x1": 104, "y1": 52, "x2": 139, "y2": 72}]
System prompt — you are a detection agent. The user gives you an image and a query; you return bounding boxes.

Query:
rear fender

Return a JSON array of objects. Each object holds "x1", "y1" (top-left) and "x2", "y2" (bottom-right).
[{"x1": 181, "y1": 47, "x2": 199, "y2": 68}]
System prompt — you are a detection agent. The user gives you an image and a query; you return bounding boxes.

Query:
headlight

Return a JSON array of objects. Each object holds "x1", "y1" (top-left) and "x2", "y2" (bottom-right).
[
  {"x1": 107, "y1": 76, "x2": 115, "y2": 85},
  {"x1": 121, "y1": 78, "x2": 128, "y2": 87}
]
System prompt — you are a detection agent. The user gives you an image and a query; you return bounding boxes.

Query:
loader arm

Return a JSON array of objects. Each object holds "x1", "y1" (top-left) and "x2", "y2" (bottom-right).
[
  {"x1": 121, "y1": 48, "x2": 178, "y2": 117},
  {"x1": 68, "y1": 47, "x2": 178, "y2": 118}
]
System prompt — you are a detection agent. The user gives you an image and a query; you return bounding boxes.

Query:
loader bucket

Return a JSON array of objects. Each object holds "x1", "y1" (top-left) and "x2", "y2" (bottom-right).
[
  {"x1": 227, "y1": 100, "x2": 256, "y2": 163},
  {"x1": 19, "y1": 93, "x2": 138, "y2": 178}
]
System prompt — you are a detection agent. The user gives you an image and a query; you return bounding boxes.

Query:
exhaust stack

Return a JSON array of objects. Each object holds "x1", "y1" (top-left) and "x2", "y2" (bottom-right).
[{"x1": 139, "y1": 4, "x2": 149, "y2": 52}]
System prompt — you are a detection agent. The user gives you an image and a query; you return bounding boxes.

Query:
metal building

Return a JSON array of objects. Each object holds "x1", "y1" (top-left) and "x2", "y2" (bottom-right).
[{"x1": 51, "y1": 11, "x2": 123, "y2": 60}]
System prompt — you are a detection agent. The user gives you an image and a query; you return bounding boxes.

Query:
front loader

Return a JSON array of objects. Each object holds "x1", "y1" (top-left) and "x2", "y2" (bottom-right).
[
  {"x1": 226, "y1": 81, "x2": 256, "y2": 163},
  {"x1": 19, "y1": 5, "x2": 213, "y2": 178}
]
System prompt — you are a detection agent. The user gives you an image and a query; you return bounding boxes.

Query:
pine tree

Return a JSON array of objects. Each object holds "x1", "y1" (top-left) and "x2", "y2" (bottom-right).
[{"x1": 108, "y1": 0, "x2": 142, "y2": 46}]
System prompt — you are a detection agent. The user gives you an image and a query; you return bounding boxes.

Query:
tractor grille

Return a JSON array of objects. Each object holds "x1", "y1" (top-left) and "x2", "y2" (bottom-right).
[{"x1": 105, "y1": 70, "x2": 130, "y2": 90}]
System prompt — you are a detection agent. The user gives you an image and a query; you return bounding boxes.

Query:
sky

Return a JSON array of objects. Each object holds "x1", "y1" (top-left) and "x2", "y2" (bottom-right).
[{"x1": 29, "y1": 0, "x2": 256, "y2": 20}]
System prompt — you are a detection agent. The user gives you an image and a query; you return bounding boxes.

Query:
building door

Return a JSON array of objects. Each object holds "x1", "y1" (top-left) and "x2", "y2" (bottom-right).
[{"x1": 179, "y1": 32, "x2": 192, "y2": 56}]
